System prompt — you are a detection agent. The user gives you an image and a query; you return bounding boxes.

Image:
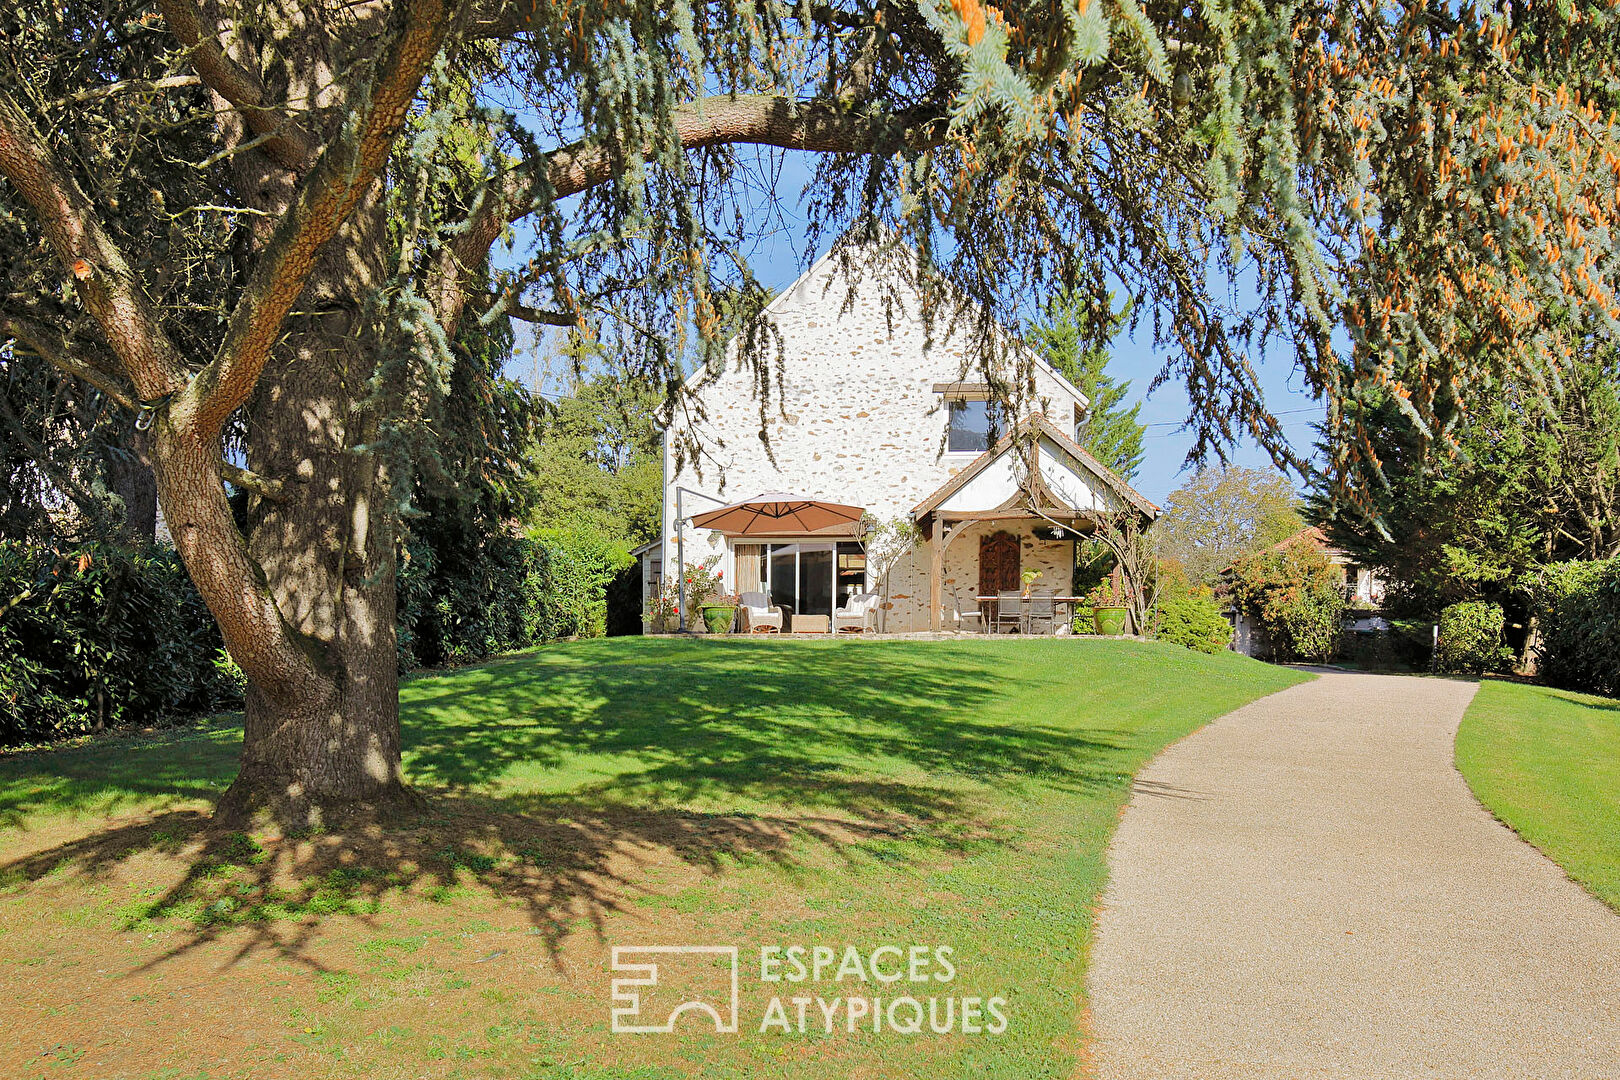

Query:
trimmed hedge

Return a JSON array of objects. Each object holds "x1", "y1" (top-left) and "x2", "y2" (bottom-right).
[
  {"x1": 1531, "y1": 559, "x2": 1620, "y2": 697},
  {"x1": 1435, "y1": 600, "x2": 1513, "y2": 675},
  {"x1": 397, "y1": 526, "x2": 632, "y2": 669},
  {"x1": 0, "y1": 542, "x2": 241, "y2": 744},
  {"x1": 1153, "y1": 575, "x2": 1233, "y2": 654}
]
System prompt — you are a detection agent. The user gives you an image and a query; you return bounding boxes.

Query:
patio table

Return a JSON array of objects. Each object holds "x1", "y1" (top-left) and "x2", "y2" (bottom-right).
[{"x1": 975, "y1": 595, "x2": 1087, "y2": 634}]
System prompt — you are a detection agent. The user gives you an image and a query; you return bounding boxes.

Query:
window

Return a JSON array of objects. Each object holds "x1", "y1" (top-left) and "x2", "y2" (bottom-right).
[
  {"x1": 947, "y1": 398, "x2": 999, "y2": 453},
  {"x1": 761, "y1": 541, "x2": 867, "y2": 617}
]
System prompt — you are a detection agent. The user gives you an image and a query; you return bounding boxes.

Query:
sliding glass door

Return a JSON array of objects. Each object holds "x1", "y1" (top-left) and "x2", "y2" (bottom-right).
[{"x1": 758, "y1": 541, "x2": 865, "y2": 617}]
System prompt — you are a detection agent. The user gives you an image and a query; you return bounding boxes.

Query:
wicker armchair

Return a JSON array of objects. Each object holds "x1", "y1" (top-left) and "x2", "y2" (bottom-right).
[
  {"x1": 834, "y1": 592, "x2": 880, "y2": 634},
  {"x1": 738, "y1": 591, "x2": 783, "y2": 634}
]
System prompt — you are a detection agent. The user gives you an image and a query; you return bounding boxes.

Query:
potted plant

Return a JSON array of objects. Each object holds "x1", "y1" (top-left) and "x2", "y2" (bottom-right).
[
  {"x1": 700, "y1": 592, "x2": 741, "y2": 635},
  {"x1": 678, "y1": 555, "x2": 724, "y2": 633},
  {"x1": 1089, "y1": 578, "x2": 1130, "y2": 636},
  {"x1": 1021, "y1": 568, "x2": 1043, "y2": 597}
]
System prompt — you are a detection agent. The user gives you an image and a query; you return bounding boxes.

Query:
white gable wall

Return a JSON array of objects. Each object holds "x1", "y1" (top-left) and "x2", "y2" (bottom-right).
[{"x1": 660, "y1": 250, "x2": 1086, "y2": 627}]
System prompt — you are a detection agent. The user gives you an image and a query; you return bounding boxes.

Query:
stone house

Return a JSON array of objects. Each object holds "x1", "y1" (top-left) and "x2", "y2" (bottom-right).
[{"x1": 646, "y1": 242, "x2": 1158, "y2": 633}]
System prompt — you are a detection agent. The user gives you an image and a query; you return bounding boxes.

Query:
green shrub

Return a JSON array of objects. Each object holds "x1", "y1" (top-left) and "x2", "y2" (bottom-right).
[
  {"x1": 1153, "y1": 575, "x2": 1233, "y2": 654},
  {"x1": 0, "y1": 542, "x2": 241, "y2": 743},
  {"x1": 1435, "y1": 600, "x2": 1514, "y2": 674},
  {"x1": 397, "y1": 526, "x2": 632, "y2": 668},
  {"x1": 1531, "y1": 559, "x2": 1620, "y2": 697},
  {"x1": 1224, "y1": 543, "x2": 1346, "y2": 663},
  {"x1": 526, "y1": 528, "x2": 635, "y2": 641}
]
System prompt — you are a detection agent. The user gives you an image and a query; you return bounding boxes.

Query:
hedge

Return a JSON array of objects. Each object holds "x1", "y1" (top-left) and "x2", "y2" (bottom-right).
[
  {"x1": 3, "y1": 527, "x2": 633, "y2": 744},
  {"x1": 397, "y1": 526, "x2": 631, "y2": 669},
  {"x1": 1531, "y1": 559, "x2": 1620, "y2": 697},
  {"x1": 1153, "y1": 575, "x2": 1233, "y2": 654},
  {"x1": 0, "y1": 542, "x2": 242, "y2": 744},
  {"x1": 1435, "y1": 600, "x2": 1514, "y2": 675}
]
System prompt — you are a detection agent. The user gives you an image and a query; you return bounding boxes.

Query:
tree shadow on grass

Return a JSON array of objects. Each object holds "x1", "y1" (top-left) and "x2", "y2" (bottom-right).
[
  {"x1": 0, "y1": 639, "x2": 1142, "y2": 972},
  {"x1": 0, "y1": 793, "x2": 918, "y2": 973}
]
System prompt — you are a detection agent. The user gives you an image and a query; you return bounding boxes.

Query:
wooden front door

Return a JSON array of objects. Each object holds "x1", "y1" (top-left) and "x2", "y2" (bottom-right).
[{"x1": 978, "y1": 531, "x2": 1021, "y2": 621}]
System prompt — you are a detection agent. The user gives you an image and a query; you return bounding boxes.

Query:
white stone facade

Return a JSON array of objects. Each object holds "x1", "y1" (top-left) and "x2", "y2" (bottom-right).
[{"x1": 655, "y1": 245, "x2": 1117, "y2": 632}]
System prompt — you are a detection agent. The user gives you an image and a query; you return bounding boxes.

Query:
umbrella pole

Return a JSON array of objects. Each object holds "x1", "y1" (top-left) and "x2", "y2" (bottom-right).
[{"x1": 676, "y1": 487, "x2": 686, "y2": 632}]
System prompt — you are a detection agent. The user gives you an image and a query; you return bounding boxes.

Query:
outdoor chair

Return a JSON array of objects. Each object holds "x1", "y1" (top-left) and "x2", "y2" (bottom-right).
[
  {"x1": 1025, "y1": 591, "x2": 1057, "y2": 635},
  {"x1": 994, "y1": 590, "x2": 1025, "y2": 633},
  {"x1": 954, "y1": 596, "x2": 984, "y2": 634},
  {"x1": 738, "y1": 591, "x2": 783, "y2": 634},
  {"x1": 834, "y1": 591, "x2": 880, "y2": 634}
]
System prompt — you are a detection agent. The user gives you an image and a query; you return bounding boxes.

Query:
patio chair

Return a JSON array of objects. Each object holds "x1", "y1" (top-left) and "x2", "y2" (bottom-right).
[
  {"x1": 953, "y1": 596, "x2": 984, "y2": 634},
  {"x1": 834, "y1": 591, "x2": 880, "y2": 634},
  {"x1": 994, "y1": 590, "x2": 1024, "y2": 634},
  {"x1": 1025, "y1": 591, "x2": 1057, "y2": 635},
  {"x1": 737, "y1": 591, "x2": 783, "y2": 634}
]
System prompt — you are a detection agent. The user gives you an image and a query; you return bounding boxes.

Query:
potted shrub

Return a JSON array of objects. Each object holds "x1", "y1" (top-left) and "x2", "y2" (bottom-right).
[
  {"x1": 1089, "y1": 578, "x2": 1130, "y2": 636},
  {"x1": 1021, "y1": 568, "x2": 1043, "y2": 597},
  {"x1": 701, "y1": 592, "x2": 741, "y2": 635},
  {"x1": 678, "y1": 555, "x2": 724, "y2": 633}
]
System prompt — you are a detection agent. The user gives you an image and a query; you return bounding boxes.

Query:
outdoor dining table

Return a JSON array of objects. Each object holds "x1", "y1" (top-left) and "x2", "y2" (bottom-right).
[{"x1": 974, "y1": 595, "x2": 1087, "y2": 634}]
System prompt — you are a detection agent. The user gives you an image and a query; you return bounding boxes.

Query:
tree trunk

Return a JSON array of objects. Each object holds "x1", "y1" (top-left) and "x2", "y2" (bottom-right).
[
  {"x1": 106, "y1": 428, "x2": 157, "y2": 545},
  {"x1": 204, "y1": 3, "x2": 412, "y2": 826}
]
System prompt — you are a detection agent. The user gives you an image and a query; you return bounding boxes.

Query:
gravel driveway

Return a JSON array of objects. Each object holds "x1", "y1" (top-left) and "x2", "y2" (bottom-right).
[{"x1": 1088, "y1": 671, "x2": 1620, "y2": 1079}]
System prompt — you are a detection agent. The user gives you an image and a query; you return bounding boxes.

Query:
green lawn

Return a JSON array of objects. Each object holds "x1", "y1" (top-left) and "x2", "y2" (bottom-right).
[
  {"x1": 1456, "y1": 678, "x2": 1620, "y2": 912},
  {"x1": 0, "y1": 638, "x2": 1306, "y2": 1079}
]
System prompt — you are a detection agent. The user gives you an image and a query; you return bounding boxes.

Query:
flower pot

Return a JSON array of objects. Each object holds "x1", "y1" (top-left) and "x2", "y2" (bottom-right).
[
  {"x1": 643, "y1": 614, "x2": 665, "y2": 635},
  {"x1": 1093, "y1": 605, "x2": 1128, "y2": 636},
  {"x1": 701, "y1": 605, "x2": 737, "y2": 635}
]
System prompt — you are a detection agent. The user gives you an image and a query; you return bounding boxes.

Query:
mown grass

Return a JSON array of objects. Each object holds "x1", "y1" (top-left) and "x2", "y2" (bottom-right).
[
  {"x1": 0, "y1": 637, "x2": 1308, "y2": 1079},
  {"x1": 1456, "y1": 678, "x2": 1620, "y2": 911}
]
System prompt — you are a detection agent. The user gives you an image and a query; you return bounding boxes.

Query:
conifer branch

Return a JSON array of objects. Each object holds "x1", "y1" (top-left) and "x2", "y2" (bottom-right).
[
  {"x1": 179, "y1": 0, "x2": 463, "y2": 439},
  {"x1": 0, "y1": 90, "x2": 192, "y2": 402},
  {"x1": 432, "y1": 94, "x2": 948, "y2": 338},
  {"x1": 155, "y1": 0, "x2": 317, "y2": 172}
]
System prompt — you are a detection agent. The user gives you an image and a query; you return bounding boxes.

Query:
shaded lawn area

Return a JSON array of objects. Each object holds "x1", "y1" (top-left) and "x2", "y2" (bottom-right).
[
  {"x1": 0, "y1": 638, "x2": 1306, "y2": 1080},
  {"x1": 1456, "y1": 678, "x2": 1620, "y2": 911}
]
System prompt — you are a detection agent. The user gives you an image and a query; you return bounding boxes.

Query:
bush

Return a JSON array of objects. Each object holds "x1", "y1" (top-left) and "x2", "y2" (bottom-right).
[
  {"x1": 1224, "y1": 543, "x2": 1346, "y2": 663},
  {"x1": 397, "y1": 526, "x2": 632, "y2": 668},
  {"x1": 0, "y1": 542, "x2": 241, "y2": 744},
  {"x1": 526, "y1": 527, "x2": 634, "y2": 641},
  {"x1": 1435, "y1": 601, "x2": 1514, "y2": 674},
  {"x1": 1531, "y1": 559, "x2": 1620, "y2": 697},
  {"x1": 1153, "y1": 573, "x2": 1233, "y2": 654}
]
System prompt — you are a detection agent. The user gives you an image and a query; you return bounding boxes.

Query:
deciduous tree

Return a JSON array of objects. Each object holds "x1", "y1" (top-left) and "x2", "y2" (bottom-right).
[{"x1": 1154, "y1": 466, "x2": 1304, "y2": 584}]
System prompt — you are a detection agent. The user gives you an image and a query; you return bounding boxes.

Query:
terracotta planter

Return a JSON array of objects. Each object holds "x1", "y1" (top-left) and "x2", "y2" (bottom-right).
[
  {"x1": 701, "y1": 605, "x2": 737, "y2": 635},
  {"x1": 1093, "y1": 605, "x2": 1128, "y2": 636}
]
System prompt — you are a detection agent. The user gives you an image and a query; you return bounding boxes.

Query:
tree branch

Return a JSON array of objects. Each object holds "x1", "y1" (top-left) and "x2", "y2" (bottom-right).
[
  {"x1": 3, "y1": 313, "x2": 289, "y2": 498},
  {"x1": 178, "y1": 0, "x2": 462, "y2": 439},
  {"x1": 0, "y1": 90, "x2": 190, "y2": 401},
  {"x1": 219, "y1": 460, "x2": 287, "y2": 501},
  {"x1": 431, "y1": 94, "x2": 948, "y2": 338},
  {"x1": 507, "y1": 303, "x2": 576, "y2": 326},
  {"x1": 2, "y1": 312, "x2": 139, "y2": 406},
  {"x1": 154, "y1": 0, "x2": 317, "y2": 172}
]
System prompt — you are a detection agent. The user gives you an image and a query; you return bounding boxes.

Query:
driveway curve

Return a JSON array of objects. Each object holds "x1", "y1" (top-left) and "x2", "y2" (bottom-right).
[{"x1": 1088, "y1": 671, "x2": 1620, "y2": 1080}]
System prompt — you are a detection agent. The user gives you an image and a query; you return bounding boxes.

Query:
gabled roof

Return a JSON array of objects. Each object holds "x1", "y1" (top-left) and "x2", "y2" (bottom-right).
[{"x1": 911, "y1": 413, "x2": 1159, "y2": 521}]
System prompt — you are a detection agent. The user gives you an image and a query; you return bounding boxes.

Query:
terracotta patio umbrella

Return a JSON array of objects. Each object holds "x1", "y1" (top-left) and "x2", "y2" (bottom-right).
[{"x1": 689, "y1": 491, "x2": 866, "y2": 535}]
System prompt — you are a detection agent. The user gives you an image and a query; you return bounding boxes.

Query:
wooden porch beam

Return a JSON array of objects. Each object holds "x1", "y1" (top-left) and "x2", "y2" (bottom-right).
[{"x1": 929, "y1": 512, "x2": 944, "y2": 632}]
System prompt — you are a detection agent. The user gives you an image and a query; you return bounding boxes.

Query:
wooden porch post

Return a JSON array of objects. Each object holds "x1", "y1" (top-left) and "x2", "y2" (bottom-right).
[{"x1": 930, "y1": 513, "x2": 944, "y2": 632}]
